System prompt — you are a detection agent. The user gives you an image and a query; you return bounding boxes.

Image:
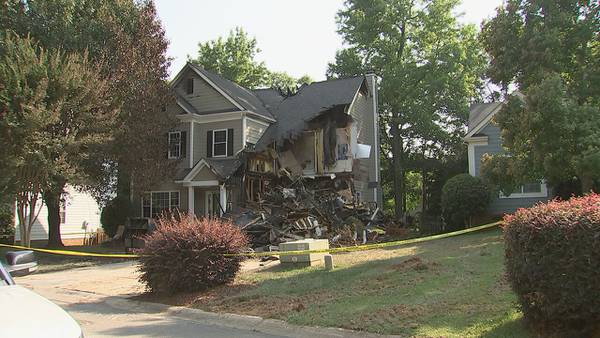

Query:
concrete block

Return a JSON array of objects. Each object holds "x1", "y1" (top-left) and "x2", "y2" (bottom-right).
[
  {"x1": 324, "y1": 254, "x2": 334, "y2": 270},
  {"x1": 279, "y1": 238, "x2": 329, "y2": 266}
]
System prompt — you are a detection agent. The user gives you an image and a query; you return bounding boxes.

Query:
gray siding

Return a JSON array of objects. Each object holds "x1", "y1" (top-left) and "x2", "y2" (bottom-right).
[
  {"x1": 472, "y1": 123, "x2": 550, "y2": 214},
  {"x1": 193, "y1": 119, "x2": 243, "y2": 162},
  {"x1": 174, "y1": 69, "x2": 237, "y2": 113},
  {"x1": 349, "y1": 89, "x2": 380, "y2": 205}
]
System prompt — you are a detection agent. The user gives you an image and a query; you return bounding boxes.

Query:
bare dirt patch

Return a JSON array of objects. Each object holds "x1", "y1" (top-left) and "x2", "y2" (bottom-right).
[{"x1": 390, "y1": 257, "x2": 439, "y2": 272}]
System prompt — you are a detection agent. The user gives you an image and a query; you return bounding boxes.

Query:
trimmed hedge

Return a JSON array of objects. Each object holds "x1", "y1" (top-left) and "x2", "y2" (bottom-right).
[
  {"x1": 504, "y1": 194, "x2": 600, "y2": 336},
  {"x1": 441, "y1": 174, "x2": 490, "y2": 230},
  {"x1": 137, "y1": 214, "x2": 248, "y2": 294},
  {"x1": 100, "y1": 195, "x2": 130, "y2": 237}
]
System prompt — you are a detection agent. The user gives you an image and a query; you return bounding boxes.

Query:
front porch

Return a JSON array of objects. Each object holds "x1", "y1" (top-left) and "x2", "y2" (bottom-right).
[
  {"x1": 175, "y1": 158, "x2": 242, "y2": 217},
  {"x1": 185, "y1": 183, "x2": 228, "y2": 217}
]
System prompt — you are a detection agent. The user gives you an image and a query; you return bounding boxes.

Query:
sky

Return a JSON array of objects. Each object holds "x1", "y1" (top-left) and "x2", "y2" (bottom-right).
[{"x1": 154, "y1": 0, "x2": 503, "y2": 81}]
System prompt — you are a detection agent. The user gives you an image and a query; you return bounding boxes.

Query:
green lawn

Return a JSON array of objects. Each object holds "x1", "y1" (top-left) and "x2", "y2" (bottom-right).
[
  {"x1": 191, "y1": 228, "x2": 529, "y2": 337},
  {"x1": 0, "y1": 244, "x2": 128, "y2": 273}
]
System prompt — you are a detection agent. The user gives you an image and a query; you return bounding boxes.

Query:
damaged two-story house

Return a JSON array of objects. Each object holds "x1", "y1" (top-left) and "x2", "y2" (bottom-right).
[{"x1": 131, "y1": 62, "x2": 380, "y2": 219}]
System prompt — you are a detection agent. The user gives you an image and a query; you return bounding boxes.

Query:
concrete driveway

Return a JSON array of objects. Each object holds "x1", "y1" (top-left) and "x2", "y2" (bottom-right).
[
  {"x1": 16, "y1": 262, "x2": 280, "y2": 337},
  {"x1": 15, "y1": 262, "x2": 381, "y2": 338}
]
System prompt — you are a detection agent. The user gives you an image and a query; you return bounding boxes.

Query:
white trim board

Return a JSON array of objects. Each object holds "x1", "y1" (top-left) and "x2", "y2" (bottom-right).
[
  {"x1": 189, "y1": 122, "x2": 195, "y2": 167},
  {"x1": 177, "y1": 110, "x2": 275, "y2": 124},
  {"x1": 180, "y1": 180, "x2": 220, "y2": 187}
]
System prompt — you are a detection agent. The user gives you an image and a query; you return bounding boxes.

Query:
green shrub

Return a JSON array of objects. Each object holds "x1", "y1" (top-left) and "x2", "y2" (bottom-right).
[
  {"x1": 100, "y1": 195, "x2": 130, "y2": 237},
  {"x1": 504, "y1": 194, "x2": 600, "y2": 336},
  {"x1": 137, "y1": 214, "x2": 249, "y2": 294},
  {"x1": 441, "y1": 173, "x2": 490, "y2": 230}
]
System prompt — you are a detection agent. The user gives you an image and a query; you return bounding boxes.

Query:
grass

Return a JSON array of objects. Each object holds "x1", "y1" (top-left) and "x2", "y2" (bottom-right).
[
  {"x1": 0, "y1": 244, "x2": 128, "y2": 273},
  {"x1": 180, "y1": 228, "x2": 529, "y2": 337}
]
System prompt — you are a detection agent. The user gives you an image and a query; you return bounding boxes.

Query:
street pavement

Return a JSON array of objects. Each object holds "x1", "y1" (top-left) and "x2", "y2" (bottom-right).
[{"x1": 16, "y1": 262, "x2": 284, "y2": 338}]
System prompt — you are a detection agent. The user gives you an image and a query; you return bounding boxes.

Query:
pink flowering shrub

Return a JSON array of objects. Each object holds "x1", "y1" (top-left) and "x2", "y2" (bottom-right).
[
  {"x1": 138, "y1": 214, "x2": 248, "y2": 294},
  {"x1": 503, "y1": 194, "x2": 600, "y2": 336}
]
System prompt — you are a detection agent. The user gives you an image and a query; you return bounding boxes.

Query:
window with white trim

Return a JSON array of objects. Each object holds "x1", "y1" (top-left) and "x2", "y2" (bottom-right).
[
  {"x1": 142, "y1": 191, "x2": 180, "y2": 218},
  {"x1": 168, "y1": 131, "x2": 182, "y2": 159},
  {"x1": 500, "y1": 182, "x2": 548, "y2": 199},
  {"x1": 212, "y1": 129, "x2": 227, "y2": 157}
]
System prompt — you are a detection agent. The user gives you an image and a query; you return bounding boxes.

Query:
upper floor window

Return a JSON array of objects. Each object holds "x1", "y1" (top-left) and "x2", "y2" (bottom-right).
[
  {"x1": 186, "y1": 78, "x2": 194, "y2": 94},
  {"x1": 213, "y1": 129, "x2": 228, "y2": 157},
  {"x1": 168, "y1": 131, "x2": 181, "y2": 159},
  {"x1": 207, "y1": 128, "x2": 233, "y2": 158}
]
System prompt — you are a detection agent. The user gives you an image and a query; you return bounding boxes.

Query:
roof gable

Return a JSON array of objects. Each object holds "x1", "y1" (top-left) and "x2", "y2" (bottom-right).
[
  {"x1": 171, "y1": 66, "x2": 240, "y2": 115},
  {"x1": 186, "y1": 63, "x2": 275, "y2": 120},
  {"x1": 466, "y1": 101, "x2": 503, "y2": 138}
]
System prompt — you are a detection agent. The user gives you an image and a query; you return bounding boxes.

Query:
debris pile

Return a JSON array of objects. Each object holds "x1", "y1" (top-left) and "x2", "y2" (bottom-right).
[{"x1": 230, "y1": 173, "x2": 382, "y2": 250}]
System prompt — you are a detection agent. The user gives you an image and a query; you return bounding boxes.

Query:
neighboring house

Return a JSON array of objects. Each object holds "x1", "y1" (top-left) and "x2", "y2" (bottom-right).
[
  {"x1": 465, "y1": 101, "x2": 550, "y2": 214},
  {"x1": 131, "y1": 62, "x2": 381, "y2": 218},
  {"x1": 14, "y1": 185, "x2": 102, "y2": 245}
]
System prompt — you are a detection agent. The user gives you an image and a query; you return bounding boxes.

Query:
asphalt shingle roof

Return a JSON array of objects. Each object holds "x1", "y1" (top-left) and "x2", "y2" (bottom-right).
[
  {"x1": 205, "y1": 158, "x2": 242, "y2": 180},
  {"x1": 468, "y1": 101, "x2": 502, "y2": 133},
  {"x1": 255, "y1": 76, "x2": 366, "y2": 149}
]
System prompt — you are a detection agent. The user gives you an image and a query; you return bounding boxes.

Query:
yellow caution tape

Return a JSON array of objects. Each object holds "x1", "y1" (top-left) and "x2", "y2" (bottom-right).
[
  {"x1": 0, "y1": 243, "x2": 140, "y2": 259},
  {"x1": 0, "y1": 221, "x2": 501, "y2": 259},
  {"x1": 224, "y1": 221, "x2": 502, "y2": 257}
]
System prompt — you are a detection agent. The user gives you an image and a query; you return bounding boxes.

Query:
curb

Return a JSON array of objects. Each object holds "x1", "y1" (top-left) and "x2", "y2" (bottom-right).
[{"x1": 106, "y1": 296, "x2": 402, "y2": 338}]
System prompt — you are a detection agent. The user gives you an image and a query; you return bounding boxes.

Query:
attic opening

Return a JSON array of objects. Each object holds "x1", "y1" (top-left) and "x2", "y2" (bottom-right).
[{"x1": 186, "y1": 78, "x2": 194, "y2": 94}]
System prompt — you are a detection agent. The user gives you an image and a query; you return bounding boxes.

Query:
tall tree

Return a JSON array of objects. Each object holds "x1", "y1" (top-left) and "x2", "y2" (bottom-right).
[
  {"x1": 0, "y1": 33, "x2": 116, "y2": 246},
  {"x1": 191, "y1": 27, "x2": 312, "y2": 90},
  {"x1": 328, "y1": 0, "x2": 486, "y2": 220},
  {"x1": 480, "y1": 0, "x2": 599, "y2": 193},
  {"x1": 1, "y1": 0, "x2": 175, "y2": 246},
  {"x1": 266, "y1": 72, "x2": 314, "y2": 92},
  {"x1": 191, "y1": 27, "x2": 270, "y2": 89}
]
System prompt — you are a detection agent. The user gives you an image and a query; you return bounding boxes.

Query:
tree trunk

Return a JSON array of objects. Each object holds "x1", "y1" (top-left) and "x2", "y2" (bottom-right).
[
  {"x1": 580, "y1": 173, "x2": 595, "y2": 194},
  {"x1": 390, "y1": 120, "x2": 405, "y2": 221},
  {"x1": 421, "y1": 169, "x2": 427, "y2": 214},
  {"x1": 45, "y1": 182, "x2": 65, "y2": 248}
]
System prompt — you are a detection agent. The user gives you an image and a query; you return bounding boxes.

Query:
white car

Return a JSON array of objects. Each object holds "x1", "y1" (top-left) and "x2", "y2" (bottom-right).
[{"x1": 0, "y1": 251, "x2": 83, "y2": 338}]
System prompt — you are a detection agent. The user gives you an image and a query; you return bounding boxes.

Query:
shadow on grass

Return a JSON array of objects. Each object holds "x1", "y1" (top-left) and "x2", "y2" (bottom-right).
[{"x1": 480, "y1": 317, "x2": 529, "y2": 338}]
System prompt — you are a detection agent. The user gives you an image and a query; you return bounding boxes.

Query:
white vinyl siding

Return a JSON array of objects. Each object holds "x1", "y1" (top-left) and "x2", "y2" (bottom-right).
[{"x1": 14, "y1": 186, "x2": 101, "y2": 242}]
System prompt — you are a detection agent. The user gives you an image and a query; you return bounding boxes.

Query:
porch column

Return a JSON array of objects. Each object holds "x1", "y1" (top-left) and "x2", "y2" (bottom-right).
[
  {"x1": 188, "y1": 186, "x2": 194, "y2": 215},
  {"x1": 219, "y1": 184, "x2": 227, "y2": 216}
]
